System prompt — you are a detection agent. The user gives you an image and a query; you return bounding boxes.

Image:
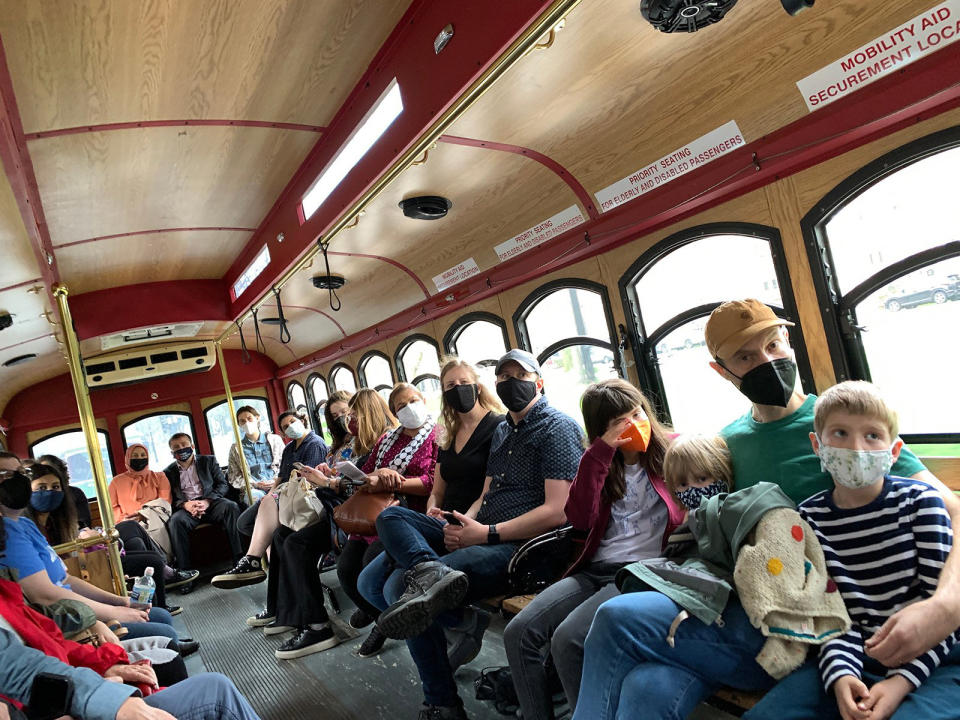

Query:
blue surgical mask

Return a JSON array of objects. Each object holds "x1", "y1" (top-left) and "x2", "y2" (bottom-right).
[
  {"x1": 676, "y1": 480, "x2": 729, "y2": 511},
  {"x1": 284, "y1": 420, "x2": 306, "y2": 440},
  {"x1": 30, "y1": 489, "x2": 64, "y2": 513}
]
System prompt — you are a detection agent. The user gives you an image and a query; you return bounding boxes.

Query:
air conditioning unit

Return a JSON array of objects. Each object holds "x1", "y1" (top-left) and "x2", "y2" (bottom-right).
[
  {"x1": 84, "y1": 342, "x2": 214, "y2": 388},
  {"x1": 100, "y1": 322, "x2": 204, "y2": 351}
]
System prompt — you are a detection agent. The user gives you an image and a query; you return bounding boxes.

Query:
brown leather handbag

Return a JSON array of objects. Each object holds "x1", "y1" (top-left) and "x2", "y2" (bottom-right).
[{"x1": 333, "y1": 491, "x2": 399, "y2": 535}]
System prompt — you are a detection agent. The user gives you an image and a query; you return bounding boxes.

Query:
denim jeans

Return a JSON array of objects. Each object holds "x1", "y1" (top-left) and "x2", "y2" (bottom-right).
[
  {"x1": 743, "y1": 645, "x2": 960, "y2": 720},
  {"x1": 370, "y1": 506, "x2": 517, "y2": 706},
  {"x1": 121, "y1": 606, "x2": 178, "y2": 642},
  {"x1": 144, "y1": 672, "x2": 260, "y2": 720},
  {"x1": 573, "y1": 591, "x2": 775, "y2": 720},
  {"x1": 357, "y1": 549, "x2": 403, "y2": 613},
  {"x1": 503, "y1": 566, "x2": 621, "y2": 720}
]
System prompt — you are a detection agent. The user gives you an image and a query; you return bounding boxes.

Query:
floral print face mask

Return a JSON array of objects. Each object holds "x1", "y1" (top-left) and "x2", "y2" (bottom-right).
[
  {"x1": 816, "y1": 439, "x2": 895, "y2": 490},
  {"x1": 676, "y1": 480, "x2": 729, "y2": 511}
]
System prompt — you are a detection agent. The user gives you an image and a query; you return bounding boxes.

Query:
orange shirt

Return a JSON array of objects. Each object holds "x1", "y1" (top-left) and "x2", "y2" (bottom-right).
[{"x1": 108, "y1": 470, "x2": 172, "y2": 519}]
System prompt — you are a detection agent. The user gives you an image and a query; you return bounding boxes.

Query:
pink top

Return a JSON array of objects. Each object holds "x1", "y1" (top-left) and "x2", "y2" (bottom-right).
[{"x1": 352, "y1": 425, "x2": 439, "y2": 543}]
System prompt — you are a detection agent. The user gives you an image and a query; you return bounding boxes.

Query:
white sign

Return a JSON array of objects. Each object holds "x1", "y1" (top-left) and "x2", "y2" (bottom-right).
[
  {"x1": 494, "y1": 205, "x2": 586, "y2": 262},
  {"x1": 432, "y1": 257, "x2": 480, "y2": 292},
  {"x1": 595, "y1": 121, "x2": 745, "y2": 212},
  {"x1": 797, "y1": 0, "x2": 960, "y2": 111}
]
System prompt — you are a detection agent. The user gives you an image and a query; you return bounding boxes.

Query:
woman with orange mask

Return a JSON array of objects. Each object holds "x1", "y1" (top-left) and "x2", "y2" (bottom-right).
[{"x1": 503, "y1": 378, "x2": 684, "y2": 720}]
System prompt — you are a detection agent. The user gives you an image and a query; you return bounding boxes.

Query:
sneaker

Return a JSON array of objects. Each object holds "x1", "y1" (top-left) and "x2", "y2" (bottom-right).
[
  {"x1": 246, "y1": 609, "x2": 275, "y2": 627},
  {"x1": 263, "y1": 620, "x2": 295, "y2": 636},
  {"x1": 446, "y1": 607, "x2": 491, "y2": 669},
  {"x1": 349, "y1": 608, "x2": 374, "y2": 629},
  {"x1": 211, "y1": 556, "x2": 266, "y2": 589},
  {"x1": 377, "y1": 561, "x2": 468, "y2": 640},
  {"x1": 166, "y1": 569, "x2": 199, "y2": 589},
  {"x1": 357, "y1": 625, "x2": 388, "y2": 658},
  {"x1": 417, "y1": 701, "x2": 467, "y2": 720},
  {"x1": 274, "y1": 626, "x2": 340, "y2": 660},
  {"x1": 163, "y1": 605, "x2": 183, "y2": 617}
]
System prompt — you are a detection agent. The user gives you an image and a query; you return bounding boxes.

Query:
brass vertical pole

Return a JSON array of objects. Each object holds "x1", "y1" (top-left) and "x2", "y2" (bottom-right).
[
  {"x1": 215, "y1": 341, "x2": 254, "y2": 505},
  {"x1": 51, "y1": 284, "x2": 126, "y2": 597}
]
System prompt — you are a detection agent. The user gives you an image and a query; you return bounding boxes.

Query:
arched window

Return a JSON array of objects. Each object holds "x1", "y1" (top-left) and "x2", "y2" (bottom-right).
[
  {"x1": 286, "y1": 381, "x2": 310, "y2": 431},
  {"x1": 204, "y1": 397, "x2": 272, "y2": 466},
  {"x1": 619, "y1": 223, "x2": 810, "y2": 433},
  {"x1": 359, "y1": 352, "x2": 395, "y2": 395},
  {"x1": 122, "y1": 412, "x2": 196, "y2": 471},
  {"x1": 514, "y1": 280, "x2": 620, "y2": 425},
  {"x1": 330, "y1": 364, "x2": 358, "y2": 394},
  {"x1": 395, "y1": 335, "x2": 442, "y2": 417},
  {"x1": 803, "y1": 128, "x2": 960, "y2": 445},
  {"x1": 307, "y1": 373, "x2": 330, "y2": 440},
  {"x1": 30, "y1": 429, "x2": 114, "y2": 500},
  {"x1": 443, "y1": 312, "x2": 509, "y2": 390}
]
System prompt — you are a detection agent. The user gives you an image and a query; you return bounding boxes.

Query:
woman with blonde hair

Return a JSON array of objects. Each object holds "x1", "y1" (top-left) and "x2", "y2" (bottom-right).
[{"x1": 357, "y1": 358, "x2": 505, "y2": 662}]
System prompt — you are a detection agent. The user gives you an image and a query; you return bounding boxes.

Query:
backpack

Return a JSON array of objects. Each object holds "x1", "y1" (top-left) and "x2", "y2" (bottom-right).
[
  {"x1": 506, "y1": 525, "x2": 578, "y2": 595},
  {"x1": 474, "y1": 666, "x2": 519, "y2": 716}
]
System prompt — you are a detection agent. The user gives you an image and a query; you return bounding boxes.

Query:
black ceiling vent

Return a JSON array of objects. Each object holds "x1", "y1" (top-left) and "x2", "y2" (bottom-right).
[
  {"x1": 641, "y1": 0, "x2": 739, "y2": 33},
  {"x1": 312, "y1": 274, "x2": 346, "y2": 290},
  {"x1": 399, "y1": 195, "x2": 452, "y2": 220},
  {"x1": 4, "y1": 353, "x2": 37, "y2": 367}
]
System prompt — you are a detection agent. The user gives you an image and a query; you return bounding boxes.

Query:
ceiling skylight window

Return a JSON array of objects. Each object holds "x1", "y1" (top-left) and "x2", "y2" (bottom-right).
[
  {"x1": 301, "y1": 79, "x2": 404, "y2": 221},
  {"x1": 232, "y1": 245, "x2": 271, "y2": 300}
]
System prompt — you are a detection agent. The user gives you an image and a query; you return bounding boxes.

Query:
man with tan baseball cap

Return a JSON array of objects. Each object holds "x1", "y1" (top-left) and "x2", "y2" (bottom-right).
[{"x1": 698, "y1": 303, "x2": 960, "y2": 716}]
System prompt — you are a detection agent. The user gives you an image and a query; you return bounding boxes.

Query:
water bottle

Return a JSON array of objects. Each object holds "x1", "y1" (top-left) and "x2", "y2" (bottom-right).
[{"x1": 131, "y1": 566, "x2": 156, "y2": 605}]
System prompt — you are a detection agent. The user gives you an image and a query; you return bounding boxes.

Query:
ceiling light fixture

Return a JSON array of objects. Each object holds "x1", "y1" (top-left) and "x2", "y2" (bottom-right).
[{"x1": 301, "y1": 79, "x2": 404, "y2": 221}]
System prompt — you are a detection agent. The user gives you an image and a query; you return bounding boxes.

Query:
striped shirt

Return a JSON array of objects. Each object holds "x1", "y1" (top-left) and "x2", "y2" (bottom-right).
[{"x1": 798, "y1": 476, "x2": 956, "y2": 690}]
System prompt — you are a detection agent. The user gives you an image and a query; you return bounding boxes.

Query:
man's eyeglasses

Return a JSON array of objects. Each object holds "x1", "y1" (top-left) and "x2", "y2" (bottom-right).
[{"x1": 0, "y1": 467, "x2": 34, "y2": 481}]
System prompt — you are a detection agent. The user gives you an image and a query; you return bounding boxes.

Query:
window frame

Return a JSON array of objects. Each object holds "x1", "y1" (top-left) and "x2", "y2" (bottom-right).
[
  {"x1": 306, "y1": 372, "x2": 329, "y2": 432},
  {"x1": 618, "y1": 222, "x2": 812, "y2": 423},
  {"x1": 443, "y1": 312, "x2": 511, "y2": 360},
  {"x1": 802, "y1": 127, "x2": 960, "y2": 444},
  {"x1": 358, "y1": 351, "x2": 395, "y2": 393},
  {"x1": 120, "y1": 411, "x2": 198, "y2": 451},
  {"x1": 394, "y1": 334, "x2": 442, "y2": 383},
  {"x1": 28, "y1": 427, "x2": 116, "y2": 498},
  {"x1": 512, "y1": 279, "x2": 622, "y2": 373},
  {"x1": 286, "y1": 380, "x2": 312, "y2": 431},
  {"x1": 329, "y1": 363, "x2": 358, "y2": 393}
]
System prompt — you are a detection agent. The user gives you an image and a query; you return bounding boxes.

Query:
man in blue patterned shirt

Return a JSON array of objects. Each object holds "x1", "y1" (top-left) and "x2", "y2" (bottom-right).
[{"x1": 371, "y1": 349, "x2": 584, "y2": 720}]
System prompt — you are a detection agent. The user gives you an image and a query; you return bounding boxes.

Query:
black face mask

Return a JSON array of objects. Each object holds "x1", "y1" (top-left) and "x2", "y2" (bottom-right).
[
  {"x1": 496, "y1": 377, "x2": 538, "y2": 413},
  {"x1": 0, "y1": 472, "x2": 33, "y2": 510},
  {"x1": 443, "y1": 384, "x2": 478, "y2": 414},
  {"x1": 173, "y1": 447, "x2": 194, "y2": 462},
  {"x1": 335, "y1": 415, "x2": 351, "y2": 434},
  {"x1": 729, "y1": 358, "x2": 797, "y2": 408},
  {"x1": 129, "y1": 458, "x2": 149, "y2": 472}
]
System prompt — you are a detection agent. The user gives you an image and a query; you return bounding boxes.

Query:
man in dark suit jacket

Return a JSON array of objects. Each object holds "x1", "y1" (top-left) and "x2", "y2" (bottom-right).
[{"x1": 164, "y1": 432, "x2": 242, "y2": 569}]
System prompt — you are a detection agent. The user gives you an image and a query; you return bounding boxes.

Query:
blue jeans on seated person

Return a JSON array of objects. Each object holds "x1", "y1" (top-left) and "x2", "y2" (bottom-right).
[
  {"x1": 743, "y1": 645, "x2": 960, "y2": 720},
  {"x1": 367, "y1": 506, "x2": 518, "y2": 706},
  {"x1": 121, "y1": 606, "x2": 178, "y2": 642},
  {"x1": 572, "y1": 591, "x2": 775, "y2": 720},
  {"x1": 144, "y1": 672, "x2": 260, "y2": 720}
]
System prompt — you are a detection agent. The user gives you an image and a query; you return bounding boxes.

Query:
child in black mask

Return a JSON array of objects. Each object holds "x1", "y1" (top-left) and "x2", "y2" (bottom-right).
[{"x1": 663, "y1": 434, "x2": 735, "y2": 514}]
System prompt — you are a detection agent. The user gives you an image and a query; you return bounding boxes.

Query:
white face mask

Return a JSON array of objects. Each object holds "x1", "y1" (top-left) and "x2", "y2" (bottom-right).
[
  {"x1": 396, "y1": 400, "x2": 429, "y2": 430},
  {"x1": 284, "y1": 419, "x2": 306, "y2": 440},
  {"x1": 242, "y1": 421, "x2": 259, "y2": 437},
  {"x1": 817, "y1": 439, "x2": 895, "y2": 490}
]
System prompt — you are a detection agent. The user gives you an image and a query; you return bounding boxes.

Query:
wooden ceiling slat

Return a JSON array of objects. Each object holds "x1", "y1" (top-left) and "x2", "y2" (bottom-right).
[
  {"x1": 29, "y1": 126, "x2": 316, "y2": 246},
  {"x1": 0, "y1": 0, "x2": 412, "y2": 134}
]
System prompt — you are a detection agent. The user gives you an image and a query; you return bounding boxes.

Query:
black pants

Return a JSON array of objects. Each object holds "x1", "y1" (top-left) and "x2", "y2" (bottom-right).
[
  {"x1": 266, "y1": 522, "x2": 331, "y2": 628},
  {"x1": 167, "y1": 498, "x2": 242, "y2": 569},
  {"x1": 336, "y1": 537, "x2": 384, "y2": 620},
  {"x1": 116, "y1": 520, "x2": 167, "y2": 608},
  {"x1": 237, "y1": 498, "x2": 260, "y2": 552}
]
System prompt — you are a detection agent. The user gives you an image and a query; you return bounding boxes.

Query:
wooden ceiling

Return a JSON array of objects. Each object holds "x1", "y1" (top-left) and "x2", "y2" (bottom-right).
[{"x1": 0, "y1": 0, "x2": 954, "y2": 416}]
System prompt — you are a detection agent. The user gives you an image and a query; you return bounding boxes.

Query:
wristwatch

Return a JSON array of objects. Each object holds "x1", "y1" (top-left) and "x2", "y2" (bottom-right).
[{"x1": 487, "y1": 524, "x2": 500, "y2": 545}]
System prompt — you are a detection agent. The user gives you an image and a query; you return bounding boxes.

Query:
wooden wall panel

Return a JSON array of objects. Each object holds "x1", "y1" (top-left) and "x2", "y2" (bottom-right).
[{"x1": 0, "y1": 0, "x2": 410, "y2": 132}]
